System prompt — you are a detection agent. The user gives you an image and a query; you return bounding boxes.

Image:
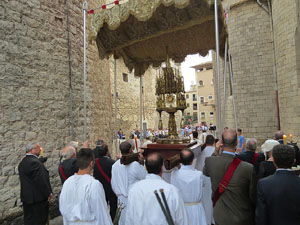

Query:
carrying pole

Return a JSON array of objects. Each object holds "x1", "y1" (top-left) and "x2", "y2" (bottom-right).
[
  {"x1": 83, "y1": 1, "x2": 87, "y2": 140},
  {"x1": 222, "y1": 38, "x2": 228, "y2": 132},
  {"x1": 140, "y1": 75, "x2": 143, "y2": 144},
  {"x1": 214, "y1": 0, "x2": 222, "y2": 139},
  {"x1": 114, "y1": 58, "x2": 118, "y2": 156},
  {"x1": 228, "y1": 50, "x2": 238, "y2": 131}
]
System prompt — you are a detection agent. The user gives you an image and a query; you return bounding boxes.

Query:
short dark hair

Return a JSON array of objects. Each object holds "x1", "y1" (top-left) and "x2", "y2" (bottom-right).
[
  {"x1": 273, "y1": 144, "x2": 295, "y2": 168},
  {"x1": 180, "y1": 149, "x2": 194, "y2": 165},
  {"x1": 98, "y1": 144, "x2": 108, "y2": 157},
  {"x1": 222, "y1": 131, "x2": 238, "y2": 148},
  {"x1": 76, "y1": 148, "x2": 94, "y2": 170},
  {"x1": 145, "y1": 153, "x2": 163, "y2": 175},
  {"x1": 237, "y1": 128, "x2": 242, "y2": 133},
  {"x1": 192, "y1": 131, "x2": 198, "y2": 139},
  {"x1": 120, "y1": 141, "x2": 131, "y2": 155},
  {"x1": 205, "y1": 135, "x2": 215, "y2": 145}
]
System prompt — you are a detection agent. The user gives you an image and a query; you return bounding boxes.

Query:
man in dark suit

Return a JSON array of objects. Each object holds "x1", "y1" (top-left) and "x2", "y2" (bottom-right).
[
  {"x1": 203, "y1": 129, "x2": 256, "y2": 225},
  {"x1": 93, "y1": 144, "x2": 117, "y2": 221},
  {"x1": 256, "y1": 144, "x2": 300, "y2": 225},
  {"x1": 93, "y1": 139, "x2": 104, "y2": 159},
  {"x1": 58, "y1": 145, "x2": 79, "y2": 184},
  {"x1": 18, "y1": 143, "x2": 53, "y2": 225},
  {"x1": 237, "y1": 138, "x2": 265, "y2": 174}
]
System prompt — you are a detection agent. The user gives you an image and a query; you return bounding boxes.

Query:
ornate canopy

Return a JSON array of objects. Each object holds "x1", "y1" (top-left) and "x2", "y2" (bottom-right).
[{"x1": 89, "y1": 0, "x2": 227, "y2": 76}]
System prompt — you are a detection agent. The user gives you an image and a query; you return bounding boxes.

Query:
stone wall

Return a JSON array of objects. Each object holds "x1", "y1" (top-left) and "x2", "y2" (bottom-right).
[
  {"x1": 214, "y1": 0, "x2": 300, "y2": 143},
  {"x1": 0, "y1": 0, "x2": 113, "y2": 223},
  {"x1": 215, "y1": 0, "x2": 278, "y2": 142},
  {"x1": 272, "y1": 0, "x2": 300, "y2": 141}
]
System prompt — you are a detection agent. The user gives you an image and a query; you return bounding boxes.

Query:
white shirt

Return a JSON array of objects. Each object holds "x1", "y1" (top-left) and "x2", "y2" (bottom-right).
[
  {"x1": 111, "y1": 159, "x2": 146, "y2": 225},
  {"x1": 59, "y1": 174, "x2": 112, "y2": 225},
  {"x1": 126, "y1": 174, "x2": 189, "y2": 225},
  {"x1": 171, "y1": 165, "x2": 206, "y2": 225},
  {"x1": 195, "y1": 146, "x2": 215, "y2": 171},
  {"x1": 195, "y1": 146, "x2": 215, "y2": 225}
]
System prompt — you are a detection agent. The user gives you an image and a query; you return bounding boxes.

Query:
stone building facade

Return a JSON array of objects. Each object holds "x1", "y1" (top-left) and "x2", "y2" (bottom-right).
[
  {"x1": 193, "y1": 62, "x2": 216, "y2": 125},
  {"x1": 215, "y1": 0, "x2": 300, "y2": 143},
  {"x1": 0, "y1": 0, "x2": 113, "y2": 223},
  {"x1": 110, "y1": 59, "x2": 183, "y2": 140}
]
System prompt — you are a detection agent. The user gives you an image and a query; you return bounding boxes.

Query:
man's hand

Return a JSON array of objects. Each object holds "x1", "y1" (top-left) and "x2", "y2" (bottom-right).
[
  {"x1": 48, "y1": 193, "x2": 53, "y2": 201},
  {"x1": 213, "y1": 141, "x2": 223, "y2": 156}
]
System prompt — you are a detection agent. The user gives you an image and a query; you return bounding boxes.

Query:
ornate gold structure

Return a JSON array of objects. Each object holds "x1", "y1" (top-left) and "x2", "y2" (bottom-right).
[{"x1": 156, "y1": 51, "x2": 189, "y2": 143}]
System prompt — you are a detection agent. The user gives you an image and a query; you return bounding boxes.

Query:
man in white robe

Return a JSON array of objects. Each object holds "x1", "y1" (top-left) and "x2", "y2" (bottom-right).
[
  {"x1": 171, "y1": 149, "x2": 206, "y2": 225},
  {"x1": 126, "y1": 153, "x2": 189, "y2": 225},
  {"x1": 111, "y1": 141, "x2": 146, "y2": 225},
  {"x1": 195, "y1": 134, "x2": 216, "y2": 225},
  {"x1": 59, "y1": 148, "x2": 112, "y2": 225}
]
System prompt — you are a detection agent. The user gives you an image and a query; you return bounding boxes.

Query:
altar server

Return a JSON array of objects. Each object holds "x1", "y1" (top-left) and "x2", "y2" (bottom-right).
[
  {"x1": 126, "y1": 153, "x2": 189, "y2": 225},
  {"x1": 111, "y1": 141, "x2": 146, "y2": 225},
  {"x1": 171, "y1": 149, "x2": 206, "y2": 225},
  {"x1": 195, "y1": 135, "x2": 215, "y2": 225},
  {"x1": 59, "y1": 148, "x2": 112, "y2": 225}
]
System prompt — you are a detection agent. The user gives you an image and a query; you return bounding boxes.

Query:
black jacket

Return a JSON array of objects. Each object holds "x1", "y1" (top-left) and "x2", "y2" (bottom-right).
[
  {"x1": 93, "y1": 156, "x2": 115, "y2": 196},
  {"x1": 256, "y1": 170, "x2": 300, "y2": 225},
  {"x1": 18, "y1": 155, "x2": 52, "y2": 204},
  {"x1": 237, "y1": 151, "x2": 265, "y2": 174},
  {"x1": 58, "y1": 158, "x2": 78, "y2": 184}
]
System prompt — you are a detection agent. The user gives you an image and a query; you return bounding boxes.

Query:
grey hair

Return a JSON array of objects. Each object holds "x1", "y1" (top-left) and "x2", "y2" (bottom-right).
[
  {"x1": 68, "y1": 141, "x2": 78, "y2": 149},
  {"x1": 25, "y1": 143, "x2": 36, "y2": 153},
  {"x1": 246, "y1": 139, "x2": 257, "y2": 152},
  {"x1": 62, "y1": 146, "x2": 76, "y2": 160},
  {"x1": 274, "y1": 130, "x2": 284, "y2": 140}
]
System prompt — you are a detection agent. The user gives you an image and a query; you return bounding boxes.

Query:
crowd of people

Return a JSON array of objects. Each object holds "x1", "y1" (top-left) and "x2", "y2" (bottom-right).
[{"x1": 18, "y1": 127, "x2": 300, "y2": 225}]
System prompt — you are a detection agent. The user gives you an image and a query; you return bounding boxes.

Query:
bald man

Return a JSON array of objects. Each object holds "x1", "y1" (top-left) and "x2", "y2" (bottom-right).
[
  {"x1": 171, "y1": 149, "x2": 206, "y2": 225},
  {"x1": 126, "y1": 153, "x2": 188, "y2": 225},
  {"x1": 203, "y1": 129, "x2": 256, "y2": 225}
]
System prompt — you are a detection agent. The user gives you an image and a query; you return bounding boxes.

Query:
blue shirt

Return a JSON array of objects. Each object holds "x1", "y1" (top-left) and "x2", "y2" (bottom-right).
[
  {"x1": 238, "y1": 135, "x2": 245, "y2": 152},
  {"x1": 223, "y1": 151, "x2": 236, "y2": 156}
]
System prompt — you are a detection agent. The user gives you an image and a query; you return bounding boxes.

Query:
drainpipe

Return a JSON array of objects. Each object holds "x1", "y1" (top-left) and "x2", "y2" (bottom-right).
[{"x1": 257, "y1": 0, "x2": 281, "y2": 130}]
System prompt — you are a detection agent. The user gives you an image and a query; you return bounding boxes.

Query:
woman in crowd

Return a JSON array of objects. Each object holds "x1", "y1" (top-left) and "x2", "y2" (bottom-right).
[{"x1": 258, "y1": 140, "x2": 280, "y2": 179}]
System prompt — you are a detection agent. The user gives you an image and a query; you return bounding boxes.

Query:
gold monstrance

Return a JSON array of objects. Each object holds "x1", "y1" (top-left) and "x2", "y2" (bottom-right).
[{"x1": 156, "y1": 52, "x2": 189, "y2": 144}]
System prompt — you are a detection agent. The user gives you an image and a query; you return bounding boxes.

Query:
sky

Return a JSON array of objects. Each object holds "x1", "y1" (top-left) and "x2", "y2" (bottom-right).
[{"x1": 181, "y1": 52, "x2": 212, "y2": 91}]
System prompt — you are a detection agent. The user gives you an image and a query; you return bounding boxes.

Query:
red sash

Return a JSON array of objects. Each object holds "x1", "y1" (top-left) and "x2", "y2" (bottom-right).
[
  {"x1": 96, "y1": 158, "x2": 111, "y2": 183},
  {"x1": 250, "y1": 153, "x2": 258, "y2": 165},
  {"x1": 59, "y1": 164, "x2": 68, "y2": 181},
  {"x1": 213, "y1": 157, "x2": 241, "y2": 207},
  {"x1": 134, "y1": 138, "x2": 138, "y2": 150}
]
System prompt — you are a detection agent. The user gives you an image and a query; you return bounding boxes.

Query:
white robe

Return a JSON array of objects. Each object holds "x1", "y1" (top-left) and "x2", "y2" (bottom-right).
[
  {"x1": 126, "y1": 174, "x2": 189, "y2": 225},
  {"x1": 111, "y1": 159, "x2": 147, "y2": 225},
  {"x1": 171, "y1": 165, "x2": 206, "y2": 225},
  {"x1": 59, "y1": 174, "x2": 112, "y2": 225},
  {"x1": 195, "y1": 146, "x2": 215, "y2": 225}
]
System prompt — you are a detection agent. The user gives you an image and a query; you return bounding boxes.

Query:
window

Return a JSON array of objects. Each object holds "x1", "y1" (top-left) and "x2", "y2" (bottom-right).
[
  {"x1": 187, "y1": 113, "x2": 190, "y2": 116},
  {"x1": 186, "y1": 94, "x2": 189, "y2": 99},
  {"x1": 201, "y1": 112, "x2": 205, "y2": 119},
  {"x1": 200, "y1": 96, "x2": 205, "y2": 104},
  {"x1": 193, "y1": 103, "x2": 197, "y2": 110},
  {"x1": 187, "y1": 103, "x2": 190, "y2": 107},
  {"x1": 193, "y1": 94, "x2": 197, "y2": 101},
  {"x1": 199, "y1": 80, "x2": 204, "y2": 86},
  {"x1": 193, "y1": 112, "x2": 198, "y2": 121},
  {"x1": 208, "y1": 95, "x2": 213, "y2": 100},
  {"x1": 210, "y1": 112, "x2": 214, "y2": 118},
  {"x1": 123, "y1": 73, "x2": 128, "y2": 82}
]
